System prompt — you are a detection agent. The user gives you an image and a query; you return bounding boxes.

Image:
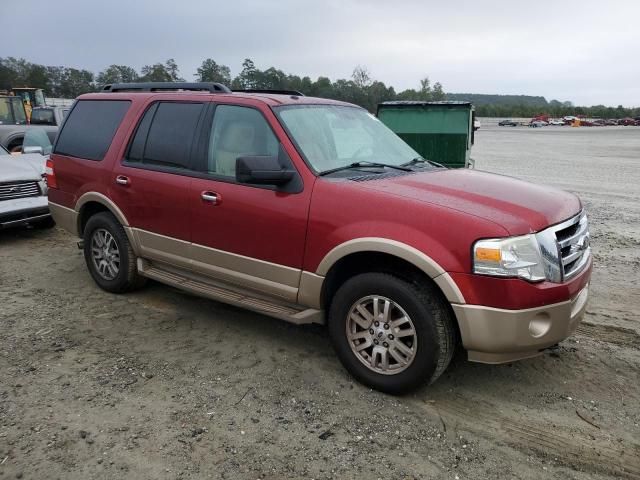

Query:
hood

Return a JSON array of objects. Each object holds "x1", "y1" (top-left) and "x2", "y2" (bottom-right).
[
  {"x1": 0, "y1": 154, "x2": 46, "y2": 183},
  {"x1": 353, "y1": 168, "x2": 581, "y2": 235}
]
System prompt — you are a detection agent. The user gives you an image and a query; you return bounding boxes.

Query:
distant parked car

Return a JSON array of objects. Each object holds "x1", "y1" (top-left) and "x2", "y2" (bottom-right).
[
  {"x1": 30, "y1": 106, "x2": 70, "y2": 127},
  {"x1": 618, "y1": 118, "x2": 636, "y2": 126},
  {"x1": 529, "y1": 120, "x2": 548, "y2": 128},
  {"x1": 605, "y1": 119, "x2": 618, "y2": 126},
  {"x1": 498, "y1": 119, "x2": 518, "y2": 126},
  {"x1": 548, "y1": 119, "x2": 564, "y2": 126},
  {"x1": 0, "y1": 143, "x2": 53, "y2": 229}
]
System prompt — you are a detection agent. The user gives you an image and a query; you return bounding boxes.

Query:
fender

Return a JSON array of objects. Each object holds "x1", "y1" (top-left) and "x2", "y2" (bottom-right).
[
  {"x1": 72, "y1": 192, "x2": 141, "y2": 254},
  {"x1": 2, "y1": 131, "x2": 25, "y2": 150},
  {"x1": 298, "y1": 237, "x2": 466, "y2": 309}
]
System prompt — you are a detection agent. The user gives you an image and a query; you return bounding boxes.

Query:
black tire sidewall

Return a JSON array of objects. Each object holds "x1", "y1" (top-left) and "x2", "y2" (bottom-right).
[
  {"x1": 328, "y1": 273, "x2": 441, "y2": 394},
  {"x1": 83, "y1": 213, "x2": 132, "y2": 292}
]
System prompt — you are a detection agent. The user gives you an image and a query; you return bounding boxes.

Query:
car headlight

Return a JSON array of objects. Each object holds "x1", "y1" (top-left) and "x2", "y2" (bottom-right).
[{"x1": 473, "y1": 234, "x2": 546, "y2": 282}]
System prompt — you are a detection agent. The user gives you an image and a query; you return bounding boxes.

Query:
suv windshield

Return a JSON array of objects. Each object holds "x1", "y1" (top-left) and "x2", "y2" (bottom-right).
[{"x1": 275, "y1": 105, "x2": 429, "y2": 174}]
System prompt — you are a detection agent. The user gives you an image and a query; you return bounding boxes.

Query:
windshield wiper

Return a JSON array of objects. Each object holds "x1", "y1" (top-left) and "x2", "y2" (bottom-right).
[
  {"x1": 318, "y1": 161, "x2": 412, "y2": 176},
  {"x1": 401, "y1": 157, "x2": 446, "y2": 168}
]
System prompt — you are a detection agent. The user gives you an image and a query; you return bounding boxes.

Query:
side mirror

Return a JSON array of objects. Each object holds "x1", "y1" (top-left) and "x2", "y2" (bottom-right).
[
  {"x1": 22, "y1": 145, "x2": 44, "y2": 155},
  {"x1": 22, "y1": 128, "x2": 53, "y2": 155},
  {"x1": 236, "y1": 155, "x2": 295, "y2": 185},
  {"x1": 235, "y1": 144, "x2": 303, "y2": 193}
]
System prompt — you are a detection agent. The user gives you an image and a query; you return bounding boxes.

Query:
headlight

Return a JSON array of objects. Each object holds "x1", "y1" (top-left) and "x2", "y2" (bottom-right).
[{"x1": 473, "y1": 234, "x2": 546, "y2": 282}]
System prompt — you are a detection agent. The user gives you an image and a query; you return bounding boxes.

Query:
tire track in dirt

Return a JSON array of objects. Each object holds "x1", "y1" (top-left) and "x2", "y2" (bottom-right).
[
  {"x1": 576, "y1": 321, "x2": 640, "y2": 347},
  {"x1": 418, "y1": 397, "x2": 640, "y2": 479}
]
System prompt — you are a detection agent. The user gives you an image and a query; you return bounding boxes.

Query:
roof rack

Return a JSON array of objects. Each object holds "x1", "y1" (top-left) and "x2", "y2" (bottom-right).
[
  {"x1": 102, "y1": 82, "x2": 231, "y2": 93},
  {"x1": 232, "y1": 89, "x2": 305, "y2": 96}
]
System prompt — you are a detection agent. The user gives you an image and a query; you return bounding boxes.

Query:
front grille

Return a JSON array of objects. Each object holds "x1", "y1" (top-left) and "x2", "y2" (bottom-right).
[
  {"x1": 536, "y1": 211, "x2": 590, "y2": 283},
  {"x1": 555, "y1": 213, "x2": 590, "y2": 280},
  {"x1": 0, "y1": 181, "x2": 41, "y2": 201}
]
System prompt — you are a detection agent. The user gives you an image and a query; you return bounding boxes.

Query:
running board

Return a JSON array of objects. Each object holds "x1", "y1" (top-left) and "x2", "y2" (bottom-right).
[{"x1": 137, "y1": 259, "x2": 324, "y2": 325}]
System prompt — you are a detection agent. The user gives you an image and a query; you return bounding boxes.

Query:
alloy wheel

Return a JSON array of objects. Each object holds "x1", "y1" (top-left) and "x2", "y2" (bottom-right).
[
  {"x1": 90, "y1": 228, "x2": 120, "y2": 280},
  {"x1": 346, "y1": 295, "x2": 418, "y2": 375}
]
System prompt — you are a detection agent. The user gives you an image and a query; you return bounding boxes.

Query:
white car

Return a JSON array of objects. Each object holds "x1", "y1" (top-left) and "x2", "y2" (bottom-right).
[{"x1": 0, "y1": 143, "x2": 53, "y2": 229}]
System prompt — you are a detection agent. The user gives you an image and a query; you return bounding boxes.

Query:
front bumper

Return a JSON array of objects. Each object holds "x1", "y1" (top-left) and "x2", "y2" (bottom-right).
[
  {"x1": 453, "y1": 283, "x2": 589, "y2": 364},
  {"x1": 0, "y1": 196, "x2": 50, "y2": 229}
]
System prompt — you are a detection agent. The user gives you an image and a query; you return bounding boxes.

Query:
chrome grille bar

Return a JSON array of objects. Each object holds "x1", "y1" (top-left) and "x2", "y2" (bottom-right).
[
  {"x1": 0, "y1": 181, "x2": 40, "y2": 200},
  {"x1": 536, "y1": 210, "x2": 590, "y2": 283}
]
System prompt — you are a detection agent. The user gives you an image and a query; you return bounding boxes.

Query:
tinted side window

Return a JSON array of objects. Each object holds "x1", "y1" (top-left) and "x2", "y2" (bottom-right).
[
  {"x1": 54, "y1": 100, "x2": 130, "y2": 161},
  {"x1": 127, "y1": 102, "x2": 203, "y2": 170},
  {"x1": 30, "y1": 108, "x2": 55, "y2": 125},
  {"x1": 207, "y1": 105, "x2": 279, "y2": 177},
  {"x1": 127, "y1": 104, "x2": 158, "y2": 163}
]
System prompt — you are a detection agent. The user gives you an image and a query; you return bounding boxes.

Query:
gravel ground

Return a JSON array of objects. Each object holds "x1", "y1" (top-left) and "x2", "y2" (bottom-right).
[{"x1": 1, "y1": 125, "x2": 639, "y2": 479}]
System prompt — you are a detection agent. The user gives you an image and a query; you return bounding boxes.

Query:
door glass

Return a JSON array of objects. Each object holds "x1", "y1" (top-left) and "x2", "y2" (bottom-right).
[
  {"x1": 54, "y1": 100, "x2": 130, "y2": 161},
  {"x1": 207, "y1": 105, "x2": 278, "y2": 178},
  {"x1": 143, "y1": 102, "x2": 204, "y2": 169}
]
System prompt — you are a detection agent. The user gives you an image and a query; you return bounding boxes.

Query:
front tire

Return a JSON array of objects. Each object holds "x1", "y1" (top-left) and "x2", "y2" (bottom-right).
[
  {"x1": 328, "y1": 273, "x2": 455, "y2": 394},
  {"x1": 83, "y1": 212, "x2": 146, "y2": 293}
]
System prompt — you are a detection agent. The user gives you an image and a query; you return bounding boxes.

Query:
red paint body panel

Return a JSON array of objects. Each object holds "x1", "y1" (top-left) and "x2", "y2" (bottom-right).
[
  {"x1": 190, "y1": 179, "x2": 311, "y2": 268},
  {"x1": 303, "y1": 177, "x2": 510, "y2": 274},
  {"x1": 351, "y1": 169, "x2": 581, "y2": 235},
  {"x1": 111, "y1": 167, "x2": 193, "y2": 241},
  {"x1": 450, "y1": 258, "x2": 592, "y2": 309}
]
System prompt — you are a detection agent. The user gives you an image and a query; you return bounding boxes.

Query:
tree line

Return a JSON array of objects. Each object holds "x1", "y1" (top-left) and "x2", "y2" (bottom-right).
[
  {"x1": 1, "y1": 57, "x2": 638, "y2": 118},
  {"x1": 0, "y1": 57, "x2": 444, "y2": 113},
  {"x1": 472, "y1": 98, "x2": 640, "y2": 119}
]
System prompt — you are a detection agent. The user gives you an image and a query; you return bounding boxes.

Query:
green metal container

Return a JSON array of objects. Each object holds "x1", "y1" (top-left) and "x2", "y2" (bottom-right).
[{"x1": 377, "y1": 101, "x2": 475, "y2": 169}]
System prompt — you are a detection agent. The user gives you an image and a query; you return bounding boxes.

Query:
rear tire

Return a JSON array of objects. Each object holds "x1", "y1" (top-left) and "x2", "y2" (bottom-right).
[
  {"x1": 328, "y1": 272, "x2": 455, "y2": 394},
  {"x1": 83, "y1": 212, "x2": 146, "y2": 293}
]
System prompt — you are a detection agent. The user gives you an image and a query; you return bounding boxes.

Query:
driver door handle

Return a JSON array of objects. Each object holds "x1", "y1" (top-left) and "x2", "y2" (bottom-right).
[
  {"x1": 115, "y1": 175, "x2": 130, "y2": 186},
  {"x1": 201, "y1": 191, "x2": 221, "y2": 205}
]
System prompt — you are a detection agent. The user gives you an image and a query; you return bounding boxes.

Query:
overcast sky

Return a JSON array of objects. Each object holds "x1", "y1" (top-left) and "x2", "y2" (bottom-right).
[{"x1": 6, "y1": 0, "x2": 640, "y2": 106}]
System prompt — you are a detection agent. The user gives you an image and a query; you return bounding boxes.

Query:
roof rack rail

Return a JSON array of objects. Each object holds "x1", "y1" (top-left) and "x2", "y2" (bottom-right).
[
  {"x1": 232, "y1": 89, "x2": 305, "y2": 96},
  {"x1": 102, "y1": 82, "x2": 231, "y2": 93}
]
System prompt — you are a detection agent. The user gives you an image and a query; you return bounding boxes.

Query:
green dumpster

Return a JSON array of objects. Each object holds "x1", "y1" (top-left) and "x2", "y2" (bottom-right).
[{"x1": 377, "y1": 101, "x2": 475, "y2": 169}]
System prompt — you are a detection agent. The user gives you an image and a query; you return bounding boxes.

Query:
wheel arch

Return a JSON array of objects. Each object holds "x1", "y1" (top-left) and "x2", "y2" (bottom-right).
[
  {"x1": 5, "y1": 133, "x2": 25, "y2": 151},
  {"x1": 312, "y1": 247, "x2": 464, "y2": 354},
  {"x1": 304, "y1": 238, "x2": 465, "y2": 311},
  {"x1": 75, "y1": 193, "x2": 139, "y2": 253}
]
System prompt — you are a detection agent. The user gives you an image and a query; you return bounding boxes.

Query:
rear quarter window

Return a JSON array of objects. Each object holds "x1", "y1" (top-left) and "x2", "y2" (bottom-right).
[{"x1": 54, "y1": 100, "x2": 130, "y2": 161}]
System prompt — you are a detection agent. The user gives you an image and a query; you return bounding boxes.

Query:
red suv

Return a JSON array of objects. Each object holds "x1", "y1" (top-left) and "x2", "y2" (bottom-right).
[{"x1": 48, "y1": 82, "x2": 592, "y2": 393}]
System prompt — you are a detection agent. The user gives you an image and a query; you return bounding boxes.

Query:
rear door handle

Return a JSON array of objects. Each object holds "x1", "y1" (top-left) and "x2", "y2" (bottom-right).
[
  {"x1": 115, "y1": 175, "x2": 130, "y2": 186},
  {"x1": 201, "y1": 191, "x2": 221, "y2": 205}
]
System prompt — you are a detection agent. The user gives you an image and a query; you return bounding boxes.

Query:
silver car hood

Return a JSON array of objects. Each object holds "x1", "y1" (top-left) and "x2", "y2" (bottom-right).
[{"x1": 0, "y1": 154, "x2": 46, "y2": 183}]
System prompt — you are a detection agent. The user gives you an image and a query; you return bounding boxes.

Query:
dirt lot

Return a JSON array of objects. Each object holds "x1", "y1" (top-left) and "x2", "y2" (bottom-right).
[{"x1": 1, "y1": 125, "x2": 639, "y2": 479}]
